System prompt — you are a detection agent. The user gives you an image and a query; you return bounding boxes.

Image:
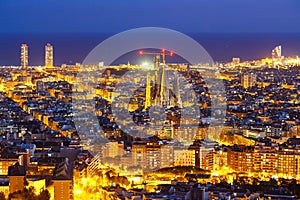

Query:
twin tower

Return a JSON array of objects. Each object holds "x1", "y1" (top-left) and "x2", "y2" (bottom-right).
[{"x1": 20, "y1": 43, "x2": 53, "y2": 67}]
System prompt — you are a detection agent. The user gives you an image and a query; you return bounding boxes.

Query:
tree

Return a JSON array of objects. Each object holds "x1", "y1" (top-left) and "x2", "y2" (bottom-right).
[
  {"x1": 8, "y1": 187, "x2": 36, "y2": 200},
  {"x1": 22, "y1": 186, "x2": 36, "y2": 200},
  {"x1": 0, "y1": 192, "x2": 5, "y2": 200},
  {"x1": 37, "y1": 189, "x2": 50, "y2": 200}
]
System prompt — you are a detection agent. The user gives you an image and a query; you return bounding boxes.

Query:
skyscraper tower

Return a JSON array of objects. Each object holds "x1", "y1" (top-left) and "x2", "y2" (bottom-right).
[
  {"x1": 173, "y1": 72, "x2": 182, "y2": 107},
  {"x1": 154, "y1": 55, "x2": 160, "y2": 70},
  {"x1": 272, "y1": 45, "x2": 282, "y2": 59},
  {"x1": 153, "y1": 63, "x2": 169, "y2": 107},
  {"x1": 145, "y1": 72, "x2": 151, "y2": 109},
  {"x1": 159, "y1": 64, "x2": 166, "y2": 106},
  {"x1": 20, "y1": 44, "x2": 28, "y2": 67},
  {"x1": 45, "y1": 43, "x2": 53, "y2": 67},
  {"x1": 153, "y1": 55, "x2": 161, "y2": 103}
]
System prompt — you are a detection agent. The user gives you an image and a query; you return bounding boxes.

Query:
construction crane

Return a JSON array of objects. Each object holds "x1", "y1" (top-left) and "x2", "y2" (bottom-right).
[
  {"x1": 138, "y1": 49, "x2": 174, "y2": 64},
  {"x1": 138, "y1": 49, "x2": 175, "y2": 108}
]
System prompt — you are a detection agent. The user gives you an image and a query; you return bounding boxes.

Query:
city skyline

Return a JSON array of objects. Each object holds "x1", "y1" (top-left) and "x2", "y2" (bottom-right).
[
  {"x1": 0, "y1": 38, "x2": 300, "y2": 66},
  {"x1": 1, "y1": 1, "x2": 300, "y2": 200},
  {"x1": 1, "y1": 0, "x2": 300, "y2": 66},
  {"x1": 1, "y1": 46, "x2": 300, "y2": 199}
]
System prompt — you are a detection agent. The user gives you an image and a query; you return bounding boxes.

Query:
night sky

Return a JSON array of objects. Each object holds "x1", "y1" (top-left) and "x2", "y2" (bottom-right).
[
  {"x1": 0, "y1": 0, "x2": 300, "y2": 65},
  {"x1": 1, "y1": 0, "x2": 300, "y2": 34}
]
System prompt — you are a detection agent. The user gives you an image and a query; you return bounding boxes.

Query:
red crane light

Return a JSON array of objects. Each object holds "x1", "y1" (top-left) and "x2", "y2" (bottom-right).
[
  {"x1": 170, "y1": 51, "x2": 174, "y2": 56},
  {"x1": 138, "y1": 50, "x2": 144, "y2": 55}
]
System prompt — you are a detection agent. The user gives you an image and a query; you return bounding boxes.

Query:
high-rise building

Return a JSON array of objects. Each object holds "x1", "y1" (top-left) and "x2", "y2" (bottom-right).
[
  {"x1": 272, "y1": 45, "x2": 282, "y2": 59},
  {"x1": 174, "y1": 146, "x2": 195, "y2": 166},
  {"x1": 20, "y1": 44, "x2": 28, "y2": 67},
  {"x1": 160, "y1": 144, "x2": 174, "y2": 168},
  {"x1": 198, "y1": 139, "x2": 216, "y2": 171},
  {"x1": 145, "y1": 72, "x2": 151, "y2": 109},
  {"x1": 153, "y1": 63, "x2": 169, "y2": 107},
  {"x1": 0, "y1": 156, "x2": 18, "y2": 175},
  {"x1": 45, "y1": 43, "x2": 53, "y2": 67},
  {"x1": 131, "y1": 141, "x2": 165, "y2": 170},
  {"x1": 214, "y1": 149, "x2": 227, "y2": 171},
  {"x1": 227, "y1": 145, "x2": 254, "y2": 172},
  {"x1": 172, "y1": 72, "x2": 182, "y2": 107},
  {"x1": 232, "y1": 57, "x2": 240, "y2": 65},
  {"x1": 102, "y1": 141, "x2": 124, "y2": 158},
  {"x1": 8, "y1": 163, "x2": 26, "y2": 194},
  {"x1": 53, "y1": 159, "x2": 73, "y2": 200},
  {"x1": 241, "y1": 73, "x2": 256, "y2": 88},
  {"x1": 253, "y1": 144, "x2": 277, "y2": 174}
]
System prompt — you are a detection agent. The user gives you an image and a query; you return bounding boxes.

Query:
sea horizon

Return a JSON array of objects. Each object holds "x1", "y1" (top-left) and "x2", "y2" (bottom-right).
[{"x1": 0, "y1": 32, "x2": 300, "y2": 66}]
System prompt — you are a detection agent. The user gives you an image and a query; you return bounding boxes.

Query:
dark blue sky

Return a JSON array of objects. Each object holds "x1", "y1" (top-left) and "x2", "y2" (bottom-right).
[
  {"x1": 1, "y1": 0, "x2": 300, "y2": 66},
  {"x1": 1, "y1": 0, "x2": 300, "y2": 34}
]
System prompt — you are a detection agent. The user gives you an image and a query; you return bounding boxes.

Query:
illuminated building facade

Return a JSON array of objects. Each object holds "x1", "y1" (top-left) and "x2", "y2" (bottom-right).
[
  {"x1": 160, "y1": 144, "x2": 174, "y2": 168},
  {"x1": 0, "y1": 157, "x2": 18, "y2": 175},
  {"x1": 8, "y1": 163, "x2": 26, "y2": 194},
  {"x1": 232, "y1": 57, "x2": 240, "y2": 65},
  {"x1": 198, "y1": 145, "x2": 214, "y2": 171},
  {"x1": 172, "y1": 72, "x2": 181, "y2": 107},
  {"x1": 195, "y1": 126, "x2": 208, "y2": 141},
  {"x1": 142, "y1": 52, "x2": 180, "y2": 109},
  {"x1": 213, "y1": 150, "x2": 227, "y2": 171},
  {"x1": 146, "y1": 142, "x2": 161, "y2": 169},
  {"x1": 272, "y1": 45, "x2": 282, "y2": 59},
  {"x1": 145, "y1": 72, "x2": 151, "y2": 109},
  {"x1": 278, "y1": 150, "x2": 298, "y2": 176},
  {"x1": 155, "y1": 63, "x2": 169, "y2": 107},
  {"x1": 253, "y1": 144, "x2": 277, "y2": 173},
  {"x1": 174, "y1": 147, "x2": 195, "y2": 166},
  {"x1": 131, "y1": 142, "x2": 147, "y2": 167},
  {"x1": 45, "y1": 43, "x2": 53, "y2": 67},
  {"x1": 20, "y1": 44, "x2": 28, "y2": 67},
  {"x1": 112, "y1": 138, "x2": 218, "y2": 170},
  {"x1": 53, "y1": 159, "x2": 73, "y2": 200},
  {"x1": 241, "y1": 73, "x2": 257, "y2": 88},
  {"x1": 102, "y1": 141, "x2": 124, "y2": 158},
  {"x1": 225, "y1": 143, "x2": 300, "y2": 178},
  {"x1": 131, "y1": 141, "x2": 161, "y2": 169}
]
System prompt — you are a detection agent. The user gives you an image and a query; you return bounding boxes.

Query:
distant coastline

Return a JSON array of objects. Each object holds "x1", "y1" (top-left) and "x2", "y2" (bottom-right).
[{"x1": 0, "y1": 33, "x2": 300, "y2": 66}]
